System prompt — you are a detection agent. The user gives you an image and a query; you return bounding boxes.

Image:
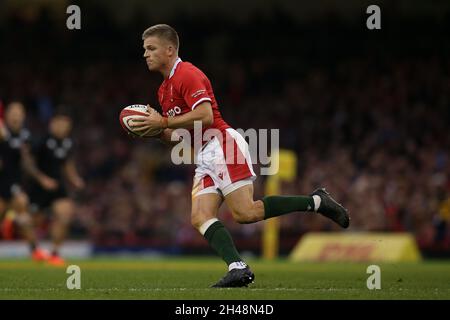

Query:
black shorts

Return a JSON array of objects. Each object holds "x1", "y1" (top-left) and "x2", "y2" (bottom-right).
[{"x1": 29, "y1": 183, "x2": 68, "y2": 212}]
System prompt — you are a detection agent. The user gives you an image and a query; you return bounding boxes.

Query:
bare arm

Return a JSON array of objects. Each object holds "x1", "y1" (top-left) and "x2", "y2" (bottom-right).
[
  {"x1": 165, "y1": 102, "x2": 213, "y2": 129},
  {"x1": 63, "y1": 159, "x2": 85, "y2": 190},
  {"x1": 21, "y1": 144, "x2": 45, "y2": 181},
  {"x1": 21, "y1": 145, "x2": 58, "y2": 190},
  {"x1": 130, "y1": 102, "x2": 214, "y2": 132}
]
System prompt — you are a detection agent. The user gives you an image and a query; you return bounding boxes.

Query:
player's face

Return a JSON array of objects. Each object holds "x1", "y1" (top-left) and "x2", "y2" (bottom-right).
[
  {"x1": 50, "y1": 116, "x2": 72, "y2": 139},
  {"x1": 5, "y1": 102, "x2": 25, "y2": 132},
  {"x1": 143, "y1": 36, "x2": 170, "y2": 72}
]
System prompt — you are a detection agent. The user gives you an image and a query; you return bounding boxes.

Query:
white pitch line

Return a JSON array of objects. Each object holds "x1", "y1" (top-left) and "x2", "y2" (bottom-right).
[
  {"x1": 0, "y1": 287, "x2": 372, "y2": 292},
  {"x1": 1, "y1": 287, "x2": 447, "y2": 292}
]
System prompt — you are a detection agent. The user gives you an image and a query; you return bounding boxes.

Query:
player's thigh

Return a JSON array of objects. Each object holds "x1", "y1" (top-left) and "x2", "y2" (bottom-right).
[
  {"x1": 191, "y1": 193, "x2": 223, "y2": 229},
  {"x1": 52, "y1": 198, "x2": 75, "y2": 222},
  {"x1": 224, "y1": 183, "x2": 264, "y2": 223},
  {"x1": 224, "y1": 183, "x2": 254, "y2": 216}
]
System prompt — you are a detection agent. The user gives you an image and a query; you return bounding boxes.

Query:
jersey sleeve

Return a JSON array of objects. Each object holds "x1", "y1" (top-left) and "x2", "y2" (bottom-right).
[{"x1": 178, "y1": 69, "x2": 212, "y2": 110}]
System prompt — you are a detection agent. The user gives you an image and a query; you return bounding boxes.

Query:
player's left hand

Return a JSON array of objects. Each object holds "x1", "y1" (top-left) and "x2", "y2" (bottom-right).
[{"x1": 129, "y1": 105, "x2": 166, "y2": 130}]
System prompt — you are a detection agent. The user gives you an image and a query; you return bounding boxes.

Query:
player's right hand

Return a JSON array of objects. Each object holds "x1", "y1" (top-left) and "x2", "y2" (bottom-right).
[
  {"x1": 39, "y1": 175, "x2": 59, "y2": 191},
  {"x1": 129, "y1": 104, "x2": 166, "y2": 132}
]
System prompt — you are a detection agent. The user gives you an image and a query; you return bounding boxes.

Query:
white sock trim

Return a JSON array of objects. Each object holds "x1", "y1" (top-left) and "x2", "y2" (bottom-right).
[
  {"x1": 228, "y1": 261, "x2": 247, "y2": 271},
  {"x1": 198, "y1": 218, "x2": 219, "y2": 236},
  {"x1": 312, "y1": 195, "x2": 321, "y2": 212}
]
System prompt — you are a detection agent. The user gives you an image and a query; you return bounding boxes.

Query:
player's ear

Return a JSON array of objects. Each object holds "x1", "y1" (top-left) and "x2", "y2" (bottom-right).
[{"x1": 167, "y1": 45, "x2": 175, "y2": 56}]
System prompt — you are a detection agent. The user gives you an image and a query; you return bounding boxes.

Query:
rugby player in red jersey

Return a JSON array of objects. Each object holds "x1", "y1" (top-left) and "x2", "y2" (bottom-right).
[{"x1": 130, "y1": 24, "x2": 349, "y2": 287}]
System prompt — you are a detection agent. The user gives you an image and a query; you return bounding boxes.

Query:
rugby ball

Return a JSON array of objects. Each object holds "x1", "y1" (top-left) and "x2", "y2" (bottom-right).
[{"x1": 119, "y1": 104, "x2": 162, "y2": 137}]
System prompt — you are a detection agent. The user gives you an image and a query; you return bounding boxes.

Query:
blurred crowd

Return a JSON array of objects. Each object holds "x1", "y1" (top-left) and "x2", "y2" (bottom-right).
[{"x1": 1, "y1": 9, "x2": 449, "y2": 255}]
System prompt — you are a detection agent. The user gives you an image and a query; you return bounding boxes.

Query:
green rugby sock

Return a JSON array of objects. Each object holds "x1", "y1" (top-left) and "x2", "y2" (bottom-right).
[
  {"x1": 262, "y1": 195, "x2": 315, "y2": 219},
  {"x1": 203, "y1": 221, "x2": 242, "y2": 266}
]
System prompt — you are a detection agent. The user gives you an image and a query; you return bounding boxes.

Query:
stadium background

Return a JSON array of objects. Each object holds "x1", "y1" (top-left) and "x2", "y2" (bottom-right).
[{"x1": 0, "y1": 0, "x2": 449, "y2": 260}]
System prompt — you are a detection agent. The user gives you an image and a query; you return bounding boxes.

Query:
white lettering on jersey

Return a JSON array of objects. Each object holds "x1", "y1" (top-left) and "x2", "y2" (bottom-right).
[{"x1": 167, "y1": 106, "x2": 182, "y2": 117}]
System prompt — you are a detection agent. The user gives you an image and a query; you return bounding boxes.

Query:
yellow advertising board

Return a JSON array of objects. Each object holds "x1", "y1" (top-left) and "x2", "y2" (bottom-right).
[
  {"x1": 262, "y1": 149, "x2": 297, "y2": 260},
  {"x1": 289, "y1": 232, "x2": 422, "y2": 262}
]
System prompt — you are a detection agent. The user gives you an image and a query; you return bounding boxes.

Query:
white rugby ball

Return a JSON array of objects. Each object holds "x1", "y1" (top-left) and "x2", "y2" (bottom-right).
[{"x1": 119, "y1": 104, "x2": 162, "y2": 137}]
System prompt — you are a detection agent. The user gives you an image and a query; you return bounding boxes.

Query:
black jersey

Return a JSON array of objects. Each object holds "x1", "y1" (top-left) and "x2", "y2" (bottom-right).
[
  {"x1": 0, "y1": 127, "x2": 31, "y2": 184},
  {"x1": 32, "y1": 134, "x2": 73, "y2": 181}
]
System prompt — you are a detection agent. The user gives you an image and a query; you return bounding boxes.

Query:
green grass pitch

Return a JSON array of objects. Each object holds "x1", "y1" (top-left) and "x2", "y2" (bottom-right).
[{"x1": 0, "y1": 257, "x2": 449, "y2": 299}]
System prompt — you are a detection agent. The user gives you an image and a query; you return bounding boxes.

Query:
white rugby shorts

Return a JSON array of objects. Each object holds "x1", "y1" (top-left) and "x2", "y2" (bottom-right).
[{"x1": 192, "y1": 128, "x2": 256, "y2": 197}]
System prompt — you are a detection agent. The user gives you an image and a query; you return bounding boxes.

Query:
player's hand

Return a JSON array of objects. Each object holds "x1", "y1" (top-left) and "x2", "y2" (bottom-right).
[
  {"x1": 129, "y1": 105, "x2": 167, "y2": 131},
  {"x1": 72, "y1": 176, "x2": 85, "y2": 190},
  {"x1": 39, "y1": 175, "x2": 58, "y2": 191}
]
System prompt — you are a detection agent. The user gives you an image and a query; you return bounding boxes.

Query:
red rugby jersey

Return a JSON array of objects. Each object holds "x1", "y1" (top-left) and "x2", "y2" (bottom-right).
[{"x1": 157, "y1": 58, "x2": 230, "y2": 144}]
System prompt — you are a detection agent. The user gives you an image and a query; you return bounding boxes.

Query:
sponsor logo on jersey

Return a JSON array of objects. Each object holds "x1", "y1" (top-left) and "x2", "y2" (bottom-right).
[{"x1": 167, "y1": 106, "x2": 182, "y2": 117}]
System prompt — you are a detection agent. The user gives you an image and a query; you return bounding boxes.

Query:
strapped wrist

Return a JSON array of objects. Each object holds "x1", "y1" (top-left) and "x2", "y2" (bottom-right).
[{"x1": 160, "y1": 117, "x2": 169, "y2": 129}]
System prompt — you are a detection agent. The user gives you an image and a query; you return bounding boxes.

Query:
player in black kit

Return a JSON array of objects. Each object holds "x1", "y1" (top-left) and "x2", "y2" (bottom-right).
[
  {"x1": 0, "y1": 102, "x2": 50, "y2": 261},
  {"x1": 28, "y1": 110, "x2": 85, "y2": 266}
]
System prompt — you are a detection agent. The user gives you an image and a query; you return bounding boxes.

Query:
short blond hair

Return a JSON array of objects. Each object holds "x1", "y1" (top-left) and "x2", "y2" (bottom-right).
[{"x1": 142, "y1": 24, "x2": 179, "y2": 50}]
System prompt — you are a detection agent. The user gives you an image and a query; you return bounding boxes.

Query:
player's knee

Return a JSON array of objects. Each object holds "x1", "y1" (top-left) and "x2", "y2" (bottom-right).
[
  {"x1": 233, "y1": 214, "x2": 249, "y2": 224},
  {"x1": 191, "y1": 211, "x2": 216, "y2": 230},
  {"x1": 230, "y1": 200, "x2": 264, "y2": 224},
  {"x1": 191, "y1": 212, "x2": 205, "y2": 230},
  {"x1": 231, "y1": 207, "x2": 256, "y2": 224},
  {"x1": 53, "y1": 199, "x2": 74, "y2": 215},
  {"x1": 51, "y1": 202, "x2": 74, "y2": 227},
  {"x1": 55, "y1": 211, "x2": 73, "y2": 225}
]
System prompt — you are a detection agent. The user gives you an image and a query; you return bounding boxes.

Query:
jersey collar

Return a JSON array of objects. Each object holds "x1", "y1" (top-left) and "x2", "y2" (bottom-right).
[{"x1": 169, "y1": 57, "x2": 182, "y2": 79}]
